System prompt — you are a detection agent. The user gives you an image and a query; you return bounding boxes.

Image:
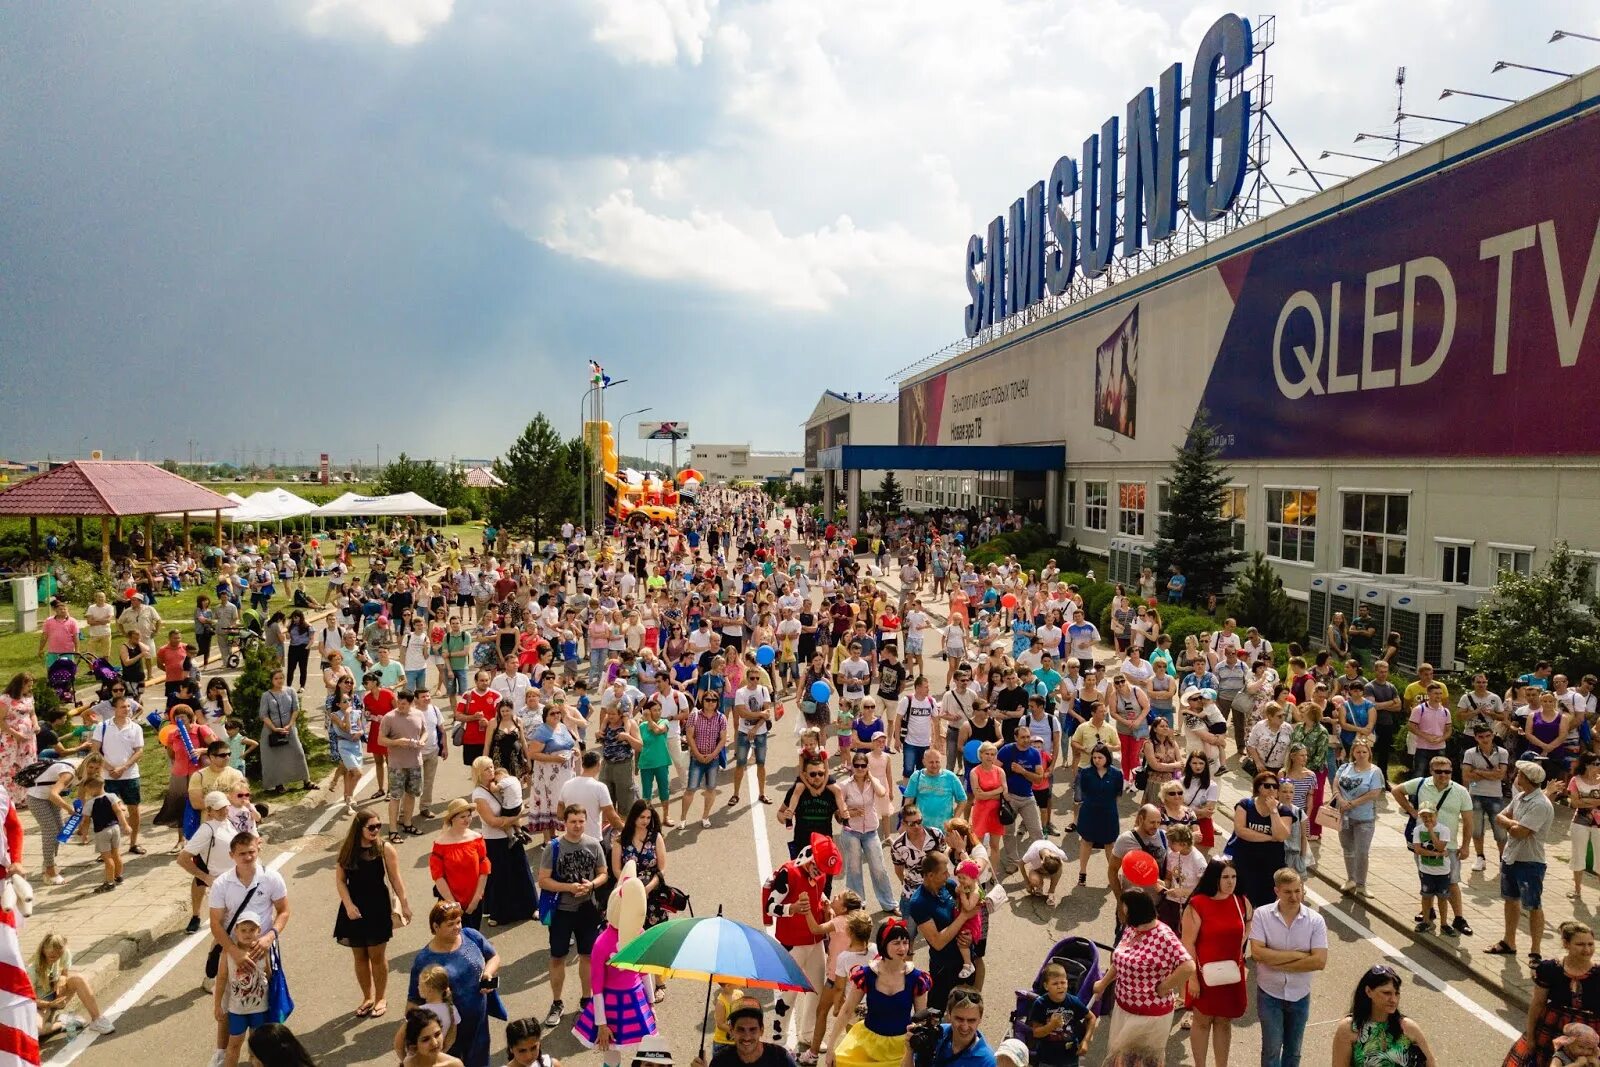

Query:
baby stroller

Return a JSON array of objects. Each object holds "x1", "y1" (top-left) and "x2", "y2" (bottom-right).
[
  {"x1": 46, "y1": 653, "x2": 121, "y2": 705},
  {"x1": 1008, "y1": 936, "x2": 1109, "y2": 1054},
  {"x1": 222, "y1": 607, "x2": 266, "y2": 670}
]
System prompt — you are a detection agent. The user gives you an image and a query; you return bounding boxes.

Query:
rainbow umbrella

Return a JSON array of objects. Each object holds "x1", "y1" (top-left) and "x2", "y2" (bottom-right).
[{"x1": 610, "y1": 908, "x2": 813, "y2": 1057}]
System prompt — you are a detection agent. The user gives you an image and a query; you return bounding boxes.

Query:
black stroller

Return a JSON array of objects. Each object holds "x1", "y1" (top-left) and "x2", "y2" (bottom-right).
[
  {"x1": 1008, "y1": 936, "x2": 1110, "y2": 1058},
  {"x1": 46, "y1": 653, "x2": 122, "y2": 705}
]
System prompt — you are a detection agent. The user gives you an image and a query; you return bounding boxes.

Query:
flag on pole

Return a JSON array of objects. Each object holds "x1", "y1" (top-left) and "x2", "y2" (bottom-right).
[
  {"x1": 588, "y1": 361, "x2": 611, "y2": 387},
  {"x1": 0, "y1": 906, "x2": 39, "y2": 1067}
]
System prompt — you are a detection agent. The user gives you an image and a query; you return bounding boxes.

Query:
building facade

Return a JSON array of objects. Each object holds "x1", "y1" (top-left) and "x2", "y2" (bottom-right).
[
  {"x1": 896, "y1": 70, "x2": 1600, "y2": 669},
  {"x1": 688, "y1": 443, "x2": 801, "y2": 485}
]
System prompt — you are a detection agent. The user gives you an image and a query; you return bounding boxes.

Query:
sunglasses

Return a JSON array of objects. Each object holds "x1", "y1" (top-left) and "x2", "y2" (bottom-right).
[{"x1": 364, "y1": 822, "x2": 383, "y2": 832}]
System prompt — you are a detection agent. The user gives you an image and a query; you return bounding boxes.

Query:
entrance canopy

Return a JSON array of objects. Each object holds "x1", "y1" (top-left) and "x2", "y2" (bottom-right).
[
  {"x1": 814, "y1": 444, "x2": 1065, "y2": 471},
  {"x1": 316, "y1": 491, "x2": 447, "y2": 518}
]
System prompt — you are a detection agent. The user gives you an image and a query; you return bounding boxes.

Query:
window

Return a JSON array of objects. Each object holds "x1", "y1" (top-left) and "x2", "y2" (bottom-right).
[
  {"x1": 1491, "y1": 544, "x2": 1533, "y2": 578},
  {"x1": 1117, "y1": 482, "x2": 1146, "y2": 537},
  {"x1": 1265, "y1": 488, "x2": 1317, "y2": 564},
  {"x1": 1438, "y1": 541, "x2": 1473, "y2": 585},
  {"x1": 1341, "y1": 491, "x2": 1408, "y2": 575},
  {"x1": 1063, "y1": 479, "x2": 1077, "y2": 528},
  {"x1": 1156, "y1": 482, "x2": 1171, "y2": 536},
  {"x1": 1222, "y1": 486, "x2": 1247, "y2": 552},
  {"x1": 1084, "y1": 481, "x2": 1108, "y2": 531}
]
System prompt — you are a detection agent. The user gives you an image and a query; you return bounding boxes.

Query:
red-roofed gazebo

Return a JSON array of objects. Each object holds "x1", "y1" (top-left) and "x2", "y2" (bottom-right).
[{"x1": 0, "y1": 461, "x2": 238, "y2": 567}]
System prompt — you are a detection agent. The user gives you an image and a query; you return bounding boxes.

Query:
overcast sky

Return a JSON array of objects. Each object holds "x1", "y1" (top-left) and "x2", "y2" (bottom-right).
[{"x1": 3, "y1": 0, "x2": 1595, "y2": 466}]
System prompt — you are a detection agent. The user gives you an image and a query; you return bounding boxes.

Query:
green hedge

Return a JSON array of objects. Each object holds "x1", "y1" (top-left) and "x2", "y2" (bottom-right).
[{"x1": 966, "y1": 524, "x2": 1056, "y2": 567}]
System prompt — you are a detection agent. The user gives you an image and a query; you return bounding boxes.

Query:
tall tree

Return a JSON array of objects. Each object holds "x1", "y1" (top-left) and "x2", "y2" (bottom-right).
[
  {"x1": 489, "y1": 415, "x2": 583, "y2": 537},
  {"x1": 376, "y1": 452, "x2": 467, "y2": 510},
  {"x1": 1150, "y1": 409, "x2": 1243, "y2": 601},
  {"x1": 1226, "y1": 551, "x2": 1306, "y2": 643},
  {"x1": 878, "y1": 471, "x2": 904, "y2": 514},
  {"x1": 1461, "y1": 542, "x2": 1600, "y2": 688}
]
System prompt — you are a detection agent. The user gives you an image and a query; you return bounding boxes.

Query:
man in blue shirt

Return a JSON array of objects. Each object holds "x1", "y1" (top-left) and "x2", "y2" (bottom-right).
[
  {"x1": 1180, "y1": 655, "x2": 1218, "y2": 699},
  {"x1": 998, "y1": 725, "x2": 1046, "y2": 869},
  {"x1": 1166, "y1": 568, "x2": 1187, "y2": 604},
  {"x1": 909, "y1": 986, "x2": 997, "y2": 1067},
  {"x1": 903, "y1": 852, "x2": 980, "y2": 1011}
]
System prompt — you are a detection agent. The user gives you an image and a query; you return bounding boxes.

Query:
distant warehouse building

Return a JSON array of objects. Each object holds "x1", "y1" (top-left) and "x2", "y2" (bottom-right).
[
  {"x1": 689, "y1": 443, "x2": 801, "y2": 485},
  {"x1": 889, "y1": 59, "x2": 1600, "y2": 672}
]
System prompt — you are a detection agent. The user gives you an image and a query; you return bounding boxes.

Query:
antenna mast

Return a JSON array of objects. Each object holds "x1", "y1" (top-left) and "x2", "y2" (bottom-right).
[{"x1": 1394, "y1": 66, "x2": 1407, "y2": 157}]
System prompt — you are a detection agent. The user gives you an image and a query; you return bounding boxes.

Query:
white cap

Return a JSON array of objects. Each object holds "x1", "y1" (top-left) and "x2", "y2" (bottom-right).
[{"x1": 994, "y1": 1038, "x2": 1031, "y2": 1067}]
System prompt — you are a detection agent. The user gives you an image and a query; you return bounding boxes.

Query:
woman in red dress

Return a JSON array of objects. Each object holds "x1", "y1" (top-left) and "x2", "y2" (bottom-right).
[
  {"x1": 968, "y1": 742, "x2": 1006, "y2": 862},
  {"x1": 1180, "y1": 857, "x2": 1252, "y2": 1067}
]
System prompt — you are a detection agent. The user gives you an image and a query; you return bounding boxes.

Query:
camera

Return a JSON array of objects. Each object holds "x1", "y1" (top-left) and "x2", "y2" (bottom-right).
[{"x1": 906, "y1": 1008, "x2": 944, "y2": 1067}]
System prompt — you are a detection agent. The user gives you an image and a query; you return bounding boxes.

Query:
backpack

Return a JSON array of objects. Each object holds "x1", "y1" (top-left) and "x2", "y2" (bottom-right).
[{"x1": 13, "y1": 759, "x2": 61, "y2": 789}]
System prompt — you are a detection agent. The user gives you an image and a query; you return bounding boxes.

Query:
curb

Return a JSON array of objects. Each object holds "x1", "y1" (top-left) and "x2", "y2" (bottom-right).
[{"x1": 61, "y1": 768, "x2": 343, "y2": 1005}]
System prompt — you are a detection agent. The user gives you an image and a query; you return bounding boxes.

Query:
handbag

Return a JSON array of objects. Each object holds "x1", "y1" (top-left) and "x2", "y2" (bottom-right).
[
  {"x1": 537, "y1": 840, "x2": 561, "y2": 926},
  {"x1": 998, "y1": 794, "x2": 1018, "y2": 826},
  {"x1": 452, "y1": 721, "x2": 467, "y2": 747},
  {"x1": 1199, "y1": 895, "x2": 1248, "y2": 986},
  {"x1": 1315, "y1": 803, "x2": 1342, "y2": 831}
]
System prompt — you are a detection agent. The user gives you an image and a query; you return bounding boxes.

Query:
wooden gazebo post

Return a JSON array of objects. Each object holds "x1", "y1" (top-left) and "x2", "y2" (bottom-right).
[
  {"x1": 182, "y1": 512, "x2": 191, "y2": 554},
  {"x1": 28, "y1": 517, "x2": 38, "y2": 557},
  {"x1": 100, "y1": 519, "x2": 111, "y2": 570},
  {"x1": 144, "y1": 515, "x2": 155, "y2": 562}
]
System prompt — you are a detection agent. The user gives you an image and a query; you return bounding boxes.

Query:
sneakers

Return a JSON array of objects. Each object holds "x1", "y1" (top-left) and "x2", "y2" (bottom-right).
[
  {"x1": 1452, "y1": 916, "x2": 1474, "y2": 936},
  {"x1": 542, "y1": 1001, "x2": 564, "y2": 1028},
  {"x1": 1472, "y1": 856, "x2": 1487, "y2": 872},
  {"x1": 1440, "y1": 923, "x2": 1459, "y2": 938},
  {"x1": 87, "y1": 1017, "x2": 115, "y2": 1034},
  {"x1": 45, "y1": 874, "x2": 64, "y2": 887},
  {"x1": 186, "y1": 916, "x2": 202, "y2": 934},
  {"x1": 1414, "y1": 919, "x2": 1433, "y2": 934},
  {"x1": 208, "y1": 1051, "x2": 226, "y2": 1067}
]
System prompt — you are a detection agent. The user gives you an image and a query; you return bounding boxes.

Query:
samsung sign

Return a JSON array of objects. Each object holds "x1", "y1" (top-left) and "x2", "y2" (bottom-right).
[{"x1": 963, "y1": 13, "x2": 1254, "y2": 339}]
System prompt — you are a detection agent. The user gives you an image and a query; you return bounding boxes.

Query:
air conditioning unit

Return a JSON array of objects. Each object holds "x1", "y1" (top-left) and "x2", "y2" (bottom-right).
[
  {"x1": 1388, "y1": 589, "x2": 1455, "y2": 672},
  {"x1": 1108, "y1": 538, "x2": 1147, "y2": 586},
  {"x1": 1448, "y1": 586, "x2": 1493, "y2": 669},
  {"x1": 1308, "y1": 573, "x2": 1342, "y2": 646},
  {"x1": 1352, "y1": 582, "x2": 1396, "y2": 646}
]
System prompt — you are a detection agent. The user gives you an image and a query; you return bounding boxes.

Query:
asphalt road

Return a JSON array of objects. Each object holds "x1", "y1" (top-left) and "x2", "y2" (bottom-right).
[{"x1": 51, "y1": 548, "x2": 1530, "y2": 1067}]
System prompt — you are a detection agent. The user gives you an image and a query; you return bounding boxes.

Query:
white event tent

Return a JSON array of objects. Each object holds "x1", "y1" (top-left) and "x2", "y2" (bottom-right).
[
  {"x1": 315, "y1": 491, "x2": 447, "y2": 518},
  {"x1": 229, "y1": 487, "x2": 319, "y2": 523},
  {"x1": 155, "y1": 491, "x2": 246, "y2": 520}
]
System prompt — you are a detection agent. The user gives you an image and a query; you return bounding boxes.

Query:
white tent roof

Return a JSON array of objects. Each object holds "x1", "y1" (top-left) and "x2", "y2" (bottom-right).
[
  {"x1": 230, "y1": 487, "x2": 319, "y2": 523},
  {"x1": 315, "y1": 491, "x2": 448, "y2": 518},
  {"x1": 155, "y1": 491, "x2": 246, "y2": 520}
]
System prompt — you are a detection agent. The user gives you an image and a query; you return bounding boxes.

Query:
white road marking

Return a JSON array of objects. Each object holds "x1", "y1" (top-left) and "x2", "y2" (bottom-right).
[
  {"x1": 745, "y1": 765, "x2": 774, "y2": 885},
  {"x1": 47, "y1": 772, "x2": 374, "y2": 1064},
  {"x1": 1304, "y1": 886, "x2": 1520, "y2": 1040}
]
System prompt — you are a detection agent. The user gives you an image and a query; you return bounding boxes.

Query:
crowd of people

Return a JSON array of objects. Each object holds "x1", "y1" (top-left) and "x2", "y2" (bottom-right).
[{"x1": 3, "y1": 489, "x2": 1598, "y2": 1067}]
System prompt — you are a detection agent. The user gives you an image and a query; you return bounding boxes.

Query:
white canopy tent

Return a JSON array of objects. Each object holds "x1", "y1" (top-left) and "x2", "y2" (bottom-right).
[
  {"x1": 315, "y1": 491, "x2": 448, "y2": 518},
  {"x1": 230, "y1": 487, "x2": 319, "y2": 523},
  {"x1": 155, "y1": 491, "x2": 246, "y2": 520}
]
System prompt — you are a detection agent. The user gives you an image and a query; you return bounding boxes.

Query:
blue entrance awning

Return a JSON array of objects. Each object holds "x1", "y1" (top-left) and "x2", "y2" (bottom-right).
[{"x1": 814, "y1": 444, "x2": 1064, "y2": 471}]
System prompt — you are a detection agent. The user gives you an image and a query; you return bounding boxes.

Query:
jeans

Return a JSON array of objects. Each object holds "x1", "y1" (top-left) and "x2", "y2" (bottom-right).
[
  {"x1": 1258, "y1": 990, "x2": 1311, "y2": 1067},
  {"x1": 589, "y1": 648, "x2": 608, "y2": 681},
  {"x1": 447, "y1": 667, "x2": 469, "y2": 700},
  {"x1": 902, "y1": 743, "x2": 929, "y2": 779},
  {"x1": 1339, "y1": 818, "x2": 1376, "y2": 887},
  {"x1": 1004, "y1": 793, "x2": 1044, "y2": 867},
  {"x1": 1474, "y1": 795, "x2": 1508, "y2": 848},
  {"x1": 406, "y1": 669, "x2": 428, "y2": 693},
  {"x1": 840, "y1": 827, "x2": 898, "y2": 911}
]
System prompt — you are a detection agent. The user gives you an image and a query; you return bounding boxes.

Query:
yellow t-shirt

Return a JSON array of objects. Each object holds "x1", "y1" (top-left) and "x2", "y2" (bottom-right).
[
  {"x1": 1403, "y1": 680, "x2": 1447, "y2": 711},
  {"x1": 1071, "y1": 720, "x2": 1120, "y2": 757}
]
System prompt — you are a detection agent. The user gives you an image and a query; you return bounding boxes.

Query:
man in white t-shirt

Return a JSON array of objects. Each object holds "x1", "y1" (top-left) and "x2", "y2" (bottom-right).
[
  {"x1": 558, "y1": 751, "x2": 622, "y2": 833},
  {"x1": 1021, "y1": 838, "x2": 1069, "y2": 904},
  {"x1": 904, "y1": 603, "x2": 930, "y2": 672},
  {"x1": 728, "y1": 685, "x2": 774, "y2": 806},
  {"x1": 89, "y1": 695, "x2": 146, "y2": 856},
  {"x1": 178, "y1": 791, "x2": 237, "y2": 936},
  {"x1": 839, "y1": 645, "x2": 872, "y2": 710},
  {"x1": 206, "y1": 831, "x2": 289, "y2": 1059},
  {"x1": 1066, "y1": 610, "x2": 1100, "y2": 670}
]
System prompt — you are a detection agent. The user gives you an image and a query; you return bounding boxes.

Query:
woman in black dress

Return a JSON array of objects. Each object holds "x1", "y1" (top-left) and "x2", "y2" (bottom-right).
[
  {"x1": 335, "y1": 809, "x2": 413, "y2": 1019},
  {"x1": 1224, "y1": 770, "x2": 1290, "y2": 908}
]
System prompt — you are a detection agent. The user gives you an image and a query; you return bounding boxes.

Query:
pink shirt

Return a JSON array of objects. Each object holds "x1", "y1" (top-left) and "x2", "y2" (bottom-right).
[
  {"x1": 1408, "y1": 702, "x2": 1451, "y2": 751},
  {"x1": 40, "y1": 615, "x2": 80, "y2": 654}
]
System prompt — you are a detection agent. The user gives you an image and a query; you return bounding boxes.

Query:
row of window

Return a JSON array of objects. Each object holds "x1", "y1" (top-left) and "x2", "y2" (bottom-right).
[{"x1": 1066, "y1": 481, "x2": 1548, "y2": 584}]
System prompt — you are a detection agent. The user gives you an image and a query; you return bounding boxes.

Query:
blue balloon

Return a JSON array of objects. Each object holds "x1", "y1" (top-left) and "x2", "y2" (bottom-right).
[
  {"x1": 810, "y1": 680, "x2": 831, "y2": 703},
  {"x1": 755, "y1": 644, "x2": 776, "y2": 666}
]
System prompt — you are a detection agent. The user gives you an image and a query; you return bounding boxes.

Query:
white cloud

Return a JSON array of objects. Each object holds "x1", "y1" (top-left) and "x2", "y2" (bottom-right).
[
  {"x1": 588, "y1": 0, "x2": 718, "y2": 66},
  {"x1": 295, "y1": 0, "x2": 455, "y2": 46}
]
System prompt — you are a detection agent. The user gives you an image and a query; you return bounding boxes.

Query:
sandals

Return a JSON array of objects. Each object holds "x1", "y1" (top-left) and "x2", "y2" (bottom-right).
[
  {"x1": 727, "y1": 796, "x2": 741, "y2": 809},
  {"x1": 388, "y1": 831, "x2": 405, "y2": 845},
  {"x1": 355, "y1": 1001, "x2": 375, "y2": 1018},
  {"x1": 402, "y1": 823, "x2": 422, "y2": 836},
  {"x1": 370, "y1": 1002, "x2": 387, "y2": 1018},
  {"x1": 1485, "y1": 941, "x2": 1517, "y2": 955},
  {"x1": 759, "y1": 795, "x2": 774, "y2": 804}
]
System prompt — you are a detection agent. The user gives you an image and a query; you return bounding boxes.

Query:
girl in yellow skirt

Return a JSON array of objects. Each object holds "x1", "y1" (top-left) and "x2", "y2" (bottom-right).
[{"x1": 823, "y1": 919, "x2": 930, "y2": 1067}]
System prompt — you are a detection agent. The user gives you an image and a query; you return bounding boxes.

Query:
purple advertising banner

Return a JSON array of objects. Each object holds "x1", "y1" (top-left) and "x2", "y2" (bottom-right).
[{"x1": 1201, "y1": 107, "x2": 1600, "y2": 459}]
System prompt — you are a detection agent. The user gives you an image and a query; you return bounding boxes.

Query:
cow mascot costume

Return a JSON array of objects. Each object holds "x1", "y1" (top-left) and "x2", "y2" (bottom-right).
[
  {"x1": 574, "y1": 860, "x2": 658, "y2": 1067},
  {"x1": 762, "y1": 832, "x2": 841, "y2": 1047}
]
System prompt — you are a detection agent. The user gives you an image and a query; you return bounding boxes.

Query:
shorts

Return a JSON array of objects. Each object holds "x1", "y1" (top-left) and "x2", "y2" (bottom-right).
[
  {"x1": 1501, "y1": 860, "x2": 1547, "y2": 910},
  {"x1": 549, "y1": 900, "x2": 603, "y2": 959},
  {"x1": 1419, "y1": 871, "x2": 1451, "y2": 897},
  {"x1": 228, "y1": 1008, "x2": 285, "y2": 1037},
  {"x1": 687, "y1": 759, "x2": 720, "y2": 792},
  {"x1": 1473, "y1": 795, "x2": 1509, "y2": 845},
  {"x1": 906, "y1": 636, "x2": 924, "y2": 655},
  {"x1": 93, "y1": 825, "x2": 122, "y2": 856},
  {"x1": 735, "y1": 732, "x2": 769, "y2": 767},
  {"x1": 331, "y1": 736, "x2": 364, "y2": 772},
  {"x1": 104, "y1": 778, "x2": 141, "y2": 806},
  {"x1": 640, "y1": 764, "x2": 670, "y2": 801},
  {"x1": 389, "y1": 766, "x2": 423, "y2": 799}
]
